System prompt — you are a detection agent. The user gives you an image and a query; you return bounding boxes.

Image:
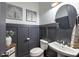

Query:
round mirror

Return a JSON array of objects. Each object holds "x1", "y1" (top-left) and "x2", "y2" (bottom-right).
[{"x1": 55, "y1": 4, "x2": 77, "y2": 29}]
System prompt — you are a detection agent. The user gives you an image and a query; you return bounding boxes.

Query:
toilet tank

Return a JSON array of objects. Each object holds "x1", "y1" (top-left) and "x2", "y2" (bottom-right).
[{"x1": 40, "y1": 39, "x2": 48, "y2": 50}]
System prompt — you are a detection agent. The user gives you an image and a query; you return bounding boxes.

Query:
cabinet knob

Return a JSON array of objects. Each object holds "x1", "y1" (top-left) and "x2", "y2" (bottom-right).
[{"x1": 27, "y1": 38, "x2": 30, "y2": 41}]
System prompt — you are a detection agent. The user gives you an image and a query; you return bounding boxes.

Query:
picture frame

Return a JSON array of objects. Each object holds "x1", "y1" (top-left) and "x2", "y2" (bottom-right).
[
  {"x1": 6, "y1": 4, "x2": 23, "y2": 20},
  {"x1": 26, "y1": 9, "x2": 37, "y2": 22}
]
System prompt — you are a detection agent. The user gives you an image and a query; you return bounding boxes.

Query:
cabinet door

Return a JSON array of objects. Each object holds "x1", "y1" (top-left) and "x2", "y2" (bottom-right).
[
  {"x1": 18, "y1": 25, "x2": 29, "y2": 57},
  {"x1": 29, "y1": 25, "x2": 39, "y2": 50},
  {"x1": 0, "y1": 3, "x2": 6, "y2": 56}
]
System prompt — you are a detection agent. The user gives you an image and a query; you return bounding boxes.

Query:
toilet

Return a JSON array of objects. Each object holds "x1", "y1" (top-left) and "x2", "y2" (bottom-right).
[{"x1": 30, "y1": 39, "x2": 48, "y2": 57}]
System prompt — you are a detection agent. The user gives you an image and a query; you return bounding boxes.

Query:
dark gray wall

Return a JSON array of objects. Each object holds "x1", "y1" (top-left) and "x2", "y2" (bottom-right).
[
  {"x1": 17, "y1": 24, "x2": 29, "y2": 56},
  {"x1": 0, "y1": 3, "x2": 6, "y2": 56},
  {"x1": 40, "y1": 23, "x2": 57, "y2": 42},
  {"x1": 40, "y1": 22, "x2": 73, "y2": 44}
]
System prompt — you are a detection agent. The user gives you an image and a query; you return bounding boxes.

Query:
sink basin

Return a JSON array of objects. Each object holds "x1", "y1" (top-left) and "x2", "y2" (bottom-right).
[{"x1": 49, "y1": 42, "x2": 79, "y2": 57}]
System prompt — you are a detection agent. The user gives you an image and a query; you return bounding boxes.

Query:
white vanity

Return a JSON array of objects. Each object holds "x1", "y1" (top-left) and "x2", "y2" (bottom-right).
[
  {"x1": 49, "y1": 42, "x2": 79, "y2": 57},
  {"x1": 6, "y1": 47, "x2": 15, "y2": 57},
  {"x1": 6, "y1": 43, "x2": 16, "y2": 57}
]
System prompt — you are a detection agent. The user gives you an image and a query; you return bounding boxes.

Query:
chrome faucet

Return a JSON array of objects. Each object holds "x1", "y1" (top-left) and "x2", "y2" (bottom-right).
[{"x1": 57, "y1": 40, "x2": 65, "y2": 45}]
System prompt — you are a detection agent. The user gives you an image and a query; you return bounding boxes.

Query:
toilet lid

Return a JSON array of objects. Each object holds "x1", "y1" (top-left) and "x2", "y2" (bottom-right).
[{"x1": 30, "y1": 47, "x2": 44, "y2": 56}]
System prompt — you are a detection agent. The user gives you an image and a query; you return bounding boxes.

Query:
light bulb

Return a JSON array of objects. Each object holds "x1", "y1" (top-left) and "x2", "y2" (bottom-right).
[{"x1": 51, "y1": 2, "x2": 60, "y2": 7}]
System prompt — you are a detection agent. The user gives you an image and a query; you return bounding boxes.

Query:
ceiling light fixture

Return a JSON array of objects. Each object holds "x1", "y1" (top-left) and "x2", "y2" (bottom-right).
[{"x1": 51, "y1": 2, "x2": 60, "y2": 7}]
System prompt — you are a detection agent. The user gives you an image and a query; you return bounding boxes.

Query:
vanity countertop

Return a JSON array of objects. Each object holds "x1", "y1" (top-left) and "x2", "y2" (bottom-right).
[
  {"x1": 6, "y1": 43, "x2": 16, "y2": 49},
  {"x1": 71, "y1": 43, "x2": 79, "y2": 49}
]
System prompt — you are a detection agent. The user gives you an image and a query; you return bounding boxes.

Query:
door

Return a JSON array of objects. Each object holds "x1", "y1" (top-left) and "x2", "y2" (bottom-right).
[{"x1": 18, "y1": 25, "x2": 29, "y2": 57}]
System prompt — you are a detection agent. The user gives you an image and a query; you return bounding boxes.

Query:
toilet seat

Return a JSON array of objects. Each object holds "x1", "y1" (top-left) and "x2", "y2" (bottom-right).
[{"x1": 30, "y1": 47, "x2": 44, "y2": 57}]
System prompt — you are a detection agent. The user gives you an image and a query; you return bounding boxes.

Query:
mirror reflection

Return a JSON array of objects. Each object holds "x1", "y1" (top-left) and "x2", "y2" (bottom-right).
[{"x1": 55, "y1": 4, "x2": 77, "y2": 46}]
